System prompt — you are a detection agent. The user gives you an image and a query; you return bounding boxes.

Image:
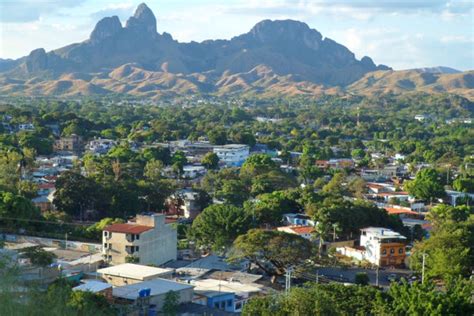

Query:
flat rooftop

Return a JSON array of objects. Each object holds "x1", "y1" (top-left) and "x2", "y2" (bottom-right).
[
  {"x1": 361, "y1": 227, "x2": 406, "y2": 239},
  {"x1": 97, "y1": 263, "x2": 174, "y2": 280},
  {"x1": 192, "y1": 279, "x2": 263, "y2": 296},
  {"x1": 113, "y1": 278, "x2": 193, "y2": 300},
  {"x1": 73, "y1": 280, "x2": 111, "y2": 293}
]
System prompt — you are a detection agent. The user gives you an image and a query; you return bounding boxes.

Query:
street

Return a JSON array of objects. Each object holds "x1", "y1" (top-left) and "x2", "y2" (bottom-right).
[{"x1": 309, "y1": 266, "x2": 413, "y2": 287}]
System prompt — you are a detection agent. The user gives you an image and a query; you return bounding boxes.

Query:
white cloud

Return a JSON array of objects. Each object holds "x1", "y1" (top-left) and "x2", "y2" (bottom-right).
[{"x1": 440, "y1": 35, "x2": 473, "y2": 44}]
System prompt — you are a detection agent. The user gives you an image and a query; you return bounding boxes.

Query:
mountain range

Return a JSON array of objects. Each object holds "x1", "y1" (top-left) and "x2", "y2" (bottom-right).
[{"x1": 0, "y1": 3, "x2": 472, "y2": 100}]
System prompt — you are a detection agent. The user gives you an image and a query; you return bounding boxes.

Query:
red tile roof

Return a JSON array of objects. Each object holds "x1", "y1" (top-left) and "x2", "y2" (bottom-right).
[
  {"x1": 384, "y1": 207, "x2": 417, "y2": 215},
  {"x1": 104, "y1": 223, "x2": 153, "y2": 234},
  {"x1": 289, "y1": 226, "x2": 314, "y2": 234}
]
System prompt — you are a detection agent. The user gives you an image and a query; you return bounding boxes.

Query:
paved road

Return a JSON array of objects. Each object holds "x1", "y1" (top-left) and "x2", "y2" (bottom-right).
[{"x1": 307, "y1": 266, "x2": 413, "y2": 287}]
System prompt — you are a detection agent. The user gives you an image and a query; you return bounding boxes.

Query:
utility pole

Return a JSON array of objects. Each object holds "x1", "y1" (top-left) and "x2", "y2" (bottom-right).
[
  {"x1": 65, "y1": 232, "x2": 68, "y2": 250},
  {"x1": 422, "y1": 252, "x2": 427, "y2": 284},
  {"x1": 285, "y1": 267, "x2": 293, "y2": 295}
]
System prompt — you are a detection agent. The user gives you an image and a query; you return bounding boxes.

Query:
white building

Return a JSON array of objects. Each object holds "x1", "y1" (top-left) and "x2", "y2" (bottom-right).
[
  {"x1": 87, "y1": 138, "x2": 117, "y2": 154},
  {"x1": 103, "y1": 213, "x2": 177, "y2": 266},
  {"x1": 213, "y1": 144, "x2": 249, "y2": 167},
  {"x1": 359, "y1": 227, "x2": 406, "y2": 267},
  {"x1": 18, "y1": 123, "x2": 35, "y2": 131}
]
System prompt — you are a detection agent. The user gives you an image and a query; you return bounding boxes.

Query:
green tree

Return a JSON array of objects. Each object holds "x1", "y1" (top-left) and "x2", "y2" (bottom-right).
[
  {"x1": 207, "y1": 128, "x2": 227, "y2": 145},
  {"x1": 20, "y1": 246, "x2": 56, "y2": 266},
  {"x1": 229, "y1": 229, "x2": 313, "y2": 282},
  {"x1": 380, "y1": 279, "x2": 473, "y2": 315},
  {"x1": 404, "y1": 168, "x2": 445, "y2": 202},
  {"x1": 162, "y1": 290, "x2": 180, "y2": 316},
  {"x1": 452, "y1": 176, "x2": 474, "y2": 193},
  {"x1": 191, "y1": 204, "x2": 251, "y2": 252},
  {"x1": 0, "y1": 150, "x2": 22, "y2": 193},
  {"x1": 53, "y1": 171, "x2": 100, "y2": 220},
  {"x1": 410, "y1": 220, "x2": 472, "y2": 280},
  {"x1": 215, "y1": 179, "x2": 249, "y2": 206},
  {"x1": 354, "y1": 272, "x2": 369, "y2": 285},
  {"x1": 244, "y1": 190, "x2": 300, "y2": 226},
  {"x1": 201, "y1": 152, "x2": 219, "y2": 170}
]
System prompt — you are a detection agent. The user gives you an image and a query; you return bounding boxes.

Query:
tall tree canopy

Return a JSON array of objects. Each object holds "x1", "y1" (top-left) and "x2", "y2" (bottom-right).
[{"x1": 190, "y1": 204, "x2": 251, "y2": 252}]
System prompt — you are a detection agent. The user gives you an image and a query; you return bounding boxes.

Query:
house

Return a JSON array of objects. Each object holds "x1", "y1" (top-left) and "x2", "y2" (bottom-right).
[
  {"x1": 213, "y1": 144, "x2": 249, "y2": 167},
  {"x1": 192, "y1": 278, "x2": 263, "y2": 313},
  {"x1": 112, "y1": 278, "x2": 194, "y2": 312},
  {"x1": 338, "y1": 227, "x2": 407, "y2": 267},
  {"x1": 167, "y1": 189, "x2": 205, "y2": 219},
  {"x1": 54, "y1": 134, "x2": 83, "y2": 152},
  {"x1": 315, "y1": 160, "x2": 330, "y2": 169},
  {"x1": 97, "y1": 263, "x2": 173, "y2": 286},
  {"x1": 282, "y1": 213, "x2": 315, "y2": 226},
  {"x1": 445, "y1": 190, "x2": 474, "y2": 206},
  {"x1": 18, "y1": 123, "x2": 35, "y2": 131},
  {"x1": 328, "y1": 159, "x2": 354, "y2": 170},
  {"x1": 414, "y1": 114, "x2": 428, "y2": 122},
  {"x1": 102, "y1": 213, "x2": 177, "y2": 265},
  {"x1": 86, "y1": 138, "x2": 117, "y2": 154},
  {"x1": 32, "y1": 195, "x2": 52, "y2": 212},
  {"x1": 277, "y1": 226, "x2": 314, "y2": 240},
  {"x1": 182, "y1": 165, "x2": 207, "y2": 179}
]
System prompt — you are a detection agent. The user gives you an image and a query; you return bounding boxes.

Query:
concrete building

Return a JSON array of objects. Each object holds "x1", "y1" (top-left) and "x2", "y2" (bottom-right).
[
  {"x1": 112, "y1": 278, "x2": 194, "y2": 312},
  {"x1": 86, "y1": 138, "x2": 117, "y2": 154},
  {"x1": 103, "y1": 214, "x2": 177, "y2": 266},
  {"x1": 98, "y1": 263, "x2": 174, "y2": 286},
  {"x1": 213, "y1": 144, "x2": 249, "y2": 167},
  {"x1": 192, "y1": 278, "x2": 263, "y2": 313},
  {"x1": 54, "y1": 134, "x2": 83, "y2": 152},
  {"x1": 338, "y1": 227, "x2": 406, "y2": 267}
]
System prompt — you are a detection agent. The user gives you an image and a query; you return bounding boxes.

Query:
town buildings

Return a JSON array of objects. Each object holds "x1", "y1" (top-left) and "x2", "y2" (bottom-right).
[
  {"x1": 97, "y1": 263, "x2": 174, "y2": 286},
  {"x1": 213, "y1": 144, "x2": 249, "y2": 167},
  {"x1": 102, "y1": 213, "x2": 177, "y2": 265},
  {"x1": 337, "y1": 227, "x2": 407, "y2": 267},
  {"x1": 54, "y1": 134, "x2": 83, "y2": 152}
]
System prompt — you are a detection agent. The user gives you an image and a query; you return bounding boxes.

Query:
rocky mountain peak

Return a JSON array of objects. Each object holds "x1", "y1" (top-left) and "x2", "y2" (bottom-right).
[
  {"x1": 125, "y1": 3, "x2": 157, "y2": 34},
  {"x1": 25, "y1": 48, "x2": 48, "y2": 72},
  {"x1": 248, "y1": 19, "x2": 322, "y2": 49},
  {"x1": 90, "y1": 16, "x2": 122, "y2": 42}
]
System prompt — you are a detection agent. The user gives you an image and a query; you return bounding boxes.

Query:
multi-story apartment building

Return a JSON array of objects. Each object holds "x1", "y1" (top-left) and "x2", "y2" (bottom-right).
[
  {"x1": 102, "y1": 213, "x2": 177, "y2": 266},
  {"x1": 360, "y1": 227, "x2": 406, "y2": 267},
  {"x1": 213, "y1": 144, "x2": 249, "y2": 167},
  {"x1": 54, "y1": 134, "x2": 83, "y2": 152},
  {"x1": 337, "y1": 227, "x2": 407, "y2": 267}
]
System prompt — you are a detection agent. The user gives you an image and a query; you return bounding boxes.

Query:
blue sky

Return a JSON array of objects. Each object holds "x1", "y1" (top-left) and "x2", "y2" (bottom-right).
[{"x1": 0, "y1": 0, "x2": 473, "y2": 70}]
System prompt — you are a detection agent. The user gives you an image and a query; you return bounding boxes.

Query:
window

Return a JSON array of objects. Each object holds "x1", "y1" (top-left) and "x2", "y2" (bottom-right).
[
  {"x1": 390, "y1": 248, "x2": 395, "y2": 254},
  {"x1": 135, "y1": 246, "x2": 139, "y2": 252},
  {"x1": 103, "y1": 243, "x2": 108, "y2": 249},
  {"x1": 382, "y1": 249, "x2": 387, "y2": 255},
  {"x1": 220, "y1": 301, "x2": 225, "y2": 309},
  {"x1": 108, "y1": 243, "x2": 112, "y2": 249},
  {"x1": 235, "y1": 302, "x2": 242, "y2": 310},
  {"x1": 135, "y1": 234, "x2": 140, "y2": 240},
  {"x1": 214, "y1": 303, "x2": 219, "y2": 309},
  {"x1": 399, "y1": 248, "x2": 404, "y2": 254},
  {"x1": 227, "y1": 300, "x2": 232, "y2": 307}
]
